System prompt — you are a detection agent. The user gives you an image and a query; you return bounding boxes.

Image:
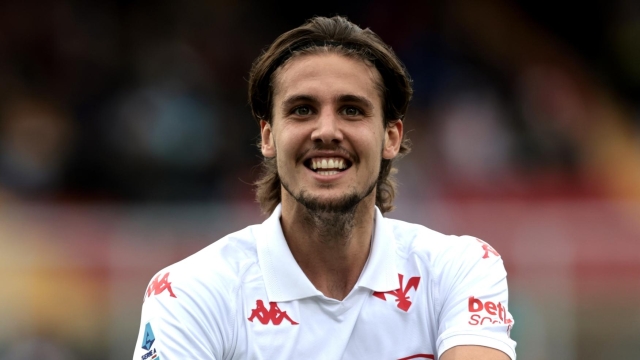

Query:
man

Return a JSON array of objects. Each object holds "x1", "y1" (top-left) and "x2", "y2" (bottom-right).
[{"x1": 133, "y1": 16, "x2": 516, "y2": 360}]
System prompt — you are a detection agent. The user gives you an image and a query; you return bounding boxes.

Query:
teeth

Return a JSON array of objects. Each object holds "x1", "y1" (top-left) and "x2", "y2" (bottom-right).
[
  {"x1": 317, "y1": 170, "x2": 339, "y2": 176},
  {"x1": 310, "y1": 157, "x2": 348, "y2": 171}
]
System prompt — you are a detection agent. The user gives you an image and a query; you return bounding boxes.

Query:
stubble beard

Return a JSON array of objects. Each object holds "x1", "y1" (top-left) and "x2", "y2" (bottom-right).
[{"x1": 281, "y1": 178, "x2": 377, "y2": 245}]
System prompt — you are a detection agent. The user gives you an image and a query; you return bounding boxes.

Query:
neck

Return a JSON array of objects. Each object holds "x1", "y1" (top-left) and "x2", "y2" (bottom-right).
[{"x1": 280, "y1": 190, "x2": 376, "y2": 300}]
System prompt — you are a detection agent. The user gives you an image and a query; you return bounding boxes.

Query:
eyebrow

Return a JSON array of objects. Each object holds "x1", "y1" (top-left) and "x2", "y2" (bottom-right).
[
  {"x1": 280, "y1": 94, "x2": 375, "y2": 112},
  {"x1": 336, "y1": 94, "x2": 374, "y2": 110},
  {"x1": 281, "y1": 95, "x2": 319, "y2": 112}
]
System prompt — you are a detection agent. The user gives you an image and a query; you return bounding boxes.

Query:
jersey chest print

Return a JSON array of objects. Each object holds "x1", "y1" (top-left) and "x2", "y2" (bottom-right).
[
  {"x1": 247, "y1": 300, "x2": 299, "y2": 325},
  {"x1": 373, "y1": 273, "x2": 421, "y2": 311}
]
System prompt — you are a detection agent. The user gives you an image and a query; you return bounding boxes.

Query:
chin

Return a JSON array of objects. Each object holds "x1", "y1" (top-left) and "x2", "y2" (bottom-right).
[
  {"x1": 296, "y1": 185, "x2": 376, "y2": 214},
  {"x1": 283, "y1": 177, "x2": 378, "y2": 214}
]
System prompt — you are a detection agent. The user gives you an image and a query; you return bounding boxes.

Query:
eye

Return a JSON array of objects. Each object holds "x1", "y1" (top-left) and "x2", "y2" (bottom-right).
[
  {"x1": 341, "y1": 106, "x2": 362, "y2": 116},
  {"x1": 292, "y1": 106, "x2": 312, "y2": 116}
]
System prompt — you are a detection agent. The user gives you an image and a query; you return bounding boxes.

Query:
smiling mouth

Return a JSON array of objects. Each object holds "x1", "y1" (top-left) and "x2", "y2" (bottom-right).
[{"x1": 304, "y1": 157, "x2": 352, "y2": 176}]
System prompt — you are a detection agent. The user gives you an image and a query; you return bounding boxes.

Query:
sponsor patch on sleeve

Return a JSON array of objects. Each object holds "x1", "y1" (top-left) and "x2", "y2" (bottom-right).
[
  {"x1": 140, "y1": 322, "x2": 161, "y2": 359},
  {"x1": 467, "y1": 296, "x2": 513, "y2": 329}
]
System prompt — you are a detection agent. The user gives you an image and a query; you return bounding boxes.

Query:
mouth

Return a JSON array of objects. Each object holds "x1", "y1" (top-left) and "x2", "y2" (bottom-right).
[{"x1": 303, "y1": 157, "x2": 353, "y2": 176}]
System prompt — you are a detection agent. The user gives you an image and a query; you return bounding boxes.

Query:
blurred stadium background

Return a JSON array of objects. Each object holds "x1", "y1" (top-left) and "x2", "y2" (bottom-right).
[{"x1": 1, "y1": 0, "x2": 640, "y2": 359}]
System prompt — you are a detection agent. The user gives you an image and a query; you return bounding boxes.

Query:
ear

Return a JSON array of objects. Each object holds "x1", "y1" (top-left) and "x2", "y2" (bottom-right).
[
  {"x1": 260, "y1": 120, "x2": 276, "y2": 157},
  {"x1": 382, "y1": 120, "x2": 403, "y2": 159}
]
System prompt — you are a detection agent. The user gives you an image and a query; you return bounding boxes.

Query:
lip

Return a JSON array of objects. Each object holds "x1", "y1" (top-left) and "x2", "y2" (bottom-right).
[
  {"x1": 302, "y1": 150, "x2": 354, "y2": 164},
  {"x1": 305, "y1": 164, "x2": 350, "y2": 183}
]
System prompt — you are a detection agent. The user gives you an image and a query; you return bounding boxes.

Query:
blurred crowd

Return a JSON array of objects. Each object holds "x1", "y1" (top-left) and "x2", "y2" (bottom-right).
[{"x1": 0, "y1": 0, "x2": 639, "y2": 205}]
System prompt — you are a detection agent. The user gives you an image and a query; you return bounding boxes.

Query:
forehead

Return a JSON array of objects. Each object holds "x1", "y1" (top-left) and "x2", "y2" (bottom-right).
[{"x1": 272, "y1": 52, "x2": 383, "y2": 106}]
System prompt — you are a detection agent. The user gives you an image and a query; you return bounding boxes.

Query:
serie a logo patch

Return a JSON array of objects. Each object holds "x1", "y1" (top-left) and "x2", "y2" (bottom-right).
[{"x1": 141, "y1": 323, "x2": 160, "y2": 360}]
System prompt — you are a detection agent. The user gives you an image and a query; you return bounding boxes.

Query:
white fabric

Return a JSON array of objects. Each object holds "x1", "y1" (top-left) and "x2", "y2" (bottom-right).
[{"x1": 133, "y1": 204, "x2": 516, "y2": 360}]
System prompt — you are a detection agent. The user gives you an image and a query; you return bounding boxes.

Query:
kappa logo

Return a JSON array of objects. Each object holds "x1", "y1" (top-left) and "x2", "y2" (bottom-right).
[
  {"x1": 398, "y1": 355, "x2": 435, "y2": 360},
  {"x1": 476, "y1": 238, "x2": 500, "y2": 259},
  {"x1": 248, "y1": 300, "x2": 299, "y2": 325},
  {"x1": 146, "y1": 272, "x2": 177, "y2": 299},
  {"x1": 373, "y1": 274, "x2": 421, "y2": 312}
]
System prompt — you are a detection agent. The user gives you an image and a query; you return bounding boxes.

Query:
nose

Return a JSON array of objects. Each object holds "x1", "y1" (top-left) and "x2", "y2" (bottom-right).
[{"x1": 310, "y1": 109, "x2": 343, "y2": 144}]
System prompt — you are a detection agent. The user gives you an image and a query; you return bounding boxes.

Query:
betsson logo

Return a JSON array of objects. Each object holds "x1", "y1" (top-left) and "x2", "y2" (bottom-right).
[{"x1": 468, "y1": 296, "x2": 513, "y2": 326}]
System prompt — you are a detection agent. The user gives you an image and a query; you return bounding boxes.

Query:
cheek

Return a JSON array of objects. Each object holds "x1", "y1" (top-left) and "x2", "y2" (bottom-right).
[
  {"x1": 272, "y1": 126, "x2": 308, "y2": 167},
  {"x1": 352, "y1": 128, "x2": 385, "y2": 158},
  {"x1": 277, "y1": 123, "x2": 310, "y2": 149}
]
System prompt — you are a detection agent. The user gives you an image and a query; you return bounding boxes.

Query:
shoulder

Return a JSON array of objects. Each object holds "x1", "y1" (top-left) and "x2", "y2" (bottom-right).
[
  {"x1": 144, "y1": 224, "x2": 261, "y2": 305},
  {"x1": 384, "y1": 217, "x2": 487, "y2": 258},
  {"x1": 383, "y1": 217, "x2": 504, "y2": 275},
  {"x1": 135, "y1": 225, "x2": 264, "y2": 358}
]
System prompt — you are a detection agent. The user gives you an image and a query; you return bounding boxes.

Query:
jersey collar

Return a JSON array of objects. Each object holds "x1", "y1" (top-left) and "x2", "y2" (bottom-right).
[
  {"x1": 256, "y1": 204, "x2": 398, "y2": 303},
  {"x1": 356, "y1": 206, "x2": 400, "y2": 293}
]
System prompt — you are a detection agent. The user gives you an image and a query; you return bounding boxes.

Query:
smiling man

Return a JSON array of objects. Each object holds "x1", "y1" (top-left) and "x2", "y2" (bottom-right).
[{"x1": 133, "y1": 16, "x2": 516, "y2": 360}]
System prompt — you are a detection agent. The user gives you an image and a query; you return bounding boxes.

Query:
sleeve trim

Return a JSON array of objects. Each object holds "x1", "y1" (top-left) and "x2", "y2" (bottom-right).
[{"x1": 438, "y1": 333, "x2": 516, "y2": 360}]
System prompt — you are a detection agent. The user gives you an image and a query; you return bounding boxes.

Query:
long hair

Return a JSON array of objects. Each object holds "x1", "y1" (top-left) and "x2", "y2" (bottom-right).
[{"x1": 248, "y1": 16, "x2": 413, "y2": 215}]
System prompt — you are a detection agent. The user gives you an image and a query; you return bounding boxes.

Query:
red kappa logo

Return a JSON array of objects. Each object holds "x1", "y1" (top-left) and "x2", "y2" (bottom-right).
[
  {"x1": 373, "y1": 274, "x2": 421, "y2": 312},
  {"x1": 146, "y1": 272, "x2": 177, "y2": 299},
  {"x1": 248, "y1": 300, "x2": 299, "y2": 325},
  {"x1": 476, "y1": 238, "x2": 500, "y2": 259}
]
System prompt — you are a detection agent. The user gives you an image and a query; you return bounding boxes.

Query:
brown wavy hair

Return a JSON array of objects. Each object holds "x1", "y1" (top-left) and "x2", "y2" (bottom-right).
[{"x1": 248, "y1": 16, "x2": 413, "y2": 215}]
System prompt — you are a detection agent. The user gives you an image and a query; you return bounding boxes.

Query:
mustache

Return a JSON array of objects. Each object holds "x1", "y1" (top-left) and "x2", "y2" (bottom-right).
[{"x1": 295, "y1": 143, "x2": 359, "y2": 164}]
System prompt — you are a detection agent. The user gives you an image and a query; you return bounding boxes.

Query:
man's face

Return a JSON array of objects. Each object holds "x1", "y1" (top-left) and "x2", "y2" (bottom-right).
[{"x1": 260, "y1": 52, "x2": 402, "y2": 213}]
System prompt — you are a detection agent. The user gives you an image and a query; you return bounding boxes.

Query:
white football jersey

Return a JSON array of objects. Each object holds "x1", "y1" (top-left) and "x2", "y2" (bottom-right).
[{"x1": 133, "y1": 204, "x2": 516, "y2": 360}]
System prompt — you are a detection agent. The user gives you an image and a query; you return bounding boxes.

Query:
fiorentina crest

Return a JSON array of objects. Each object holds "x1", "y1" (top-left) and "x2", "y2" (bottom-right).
[{"x1": 373, "y1": 274, "x2": 421, "y2": 312}]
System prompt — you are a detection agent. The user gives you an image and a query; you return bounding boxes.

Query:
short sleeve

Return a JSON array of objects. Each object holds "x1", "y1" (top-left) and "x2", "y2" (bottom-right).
[
  {"x1": 436, "y1": 236, "x2": 517, "y2": 359},
  {"x1": 132, "y1": 269, "x2": 231, "y2": 360}
]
